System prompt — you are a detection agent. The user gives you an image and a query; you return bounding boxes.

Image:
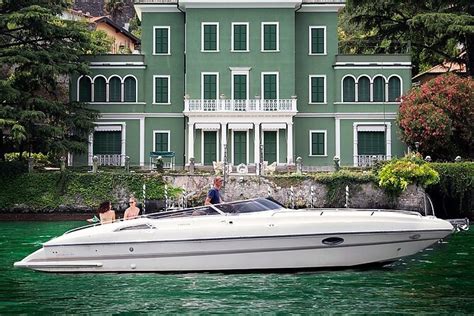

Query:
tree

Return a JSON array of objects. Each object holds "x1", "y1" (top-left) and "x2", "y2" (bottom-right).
[
  {"x1": 104, "y1": 0, "x2": 125, "y2": 22},
  {"x1": 343, "y1": 0, "x2": 474, "y2": 77},
  {"x1": 0, "y1": 0, "x2": 110, "y2": 160},
  {"x1": 397, "y1": 74, "x2": 474, "y2": 160}
]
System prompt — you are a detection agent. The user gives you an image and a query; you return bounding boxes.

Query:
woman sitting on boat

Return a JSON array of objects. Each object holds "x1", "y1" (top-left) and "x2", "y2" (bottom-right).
[{"x1": 98, "y1": 201, "x2": 116, "y2": 224}]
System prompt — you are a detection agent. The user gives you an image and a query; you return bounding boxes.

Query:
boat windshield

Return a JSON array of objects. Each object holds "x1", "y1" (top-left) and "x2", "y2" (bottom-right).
[{"x1": 215, "y1": 198, "x2": 284, "y2": 214}]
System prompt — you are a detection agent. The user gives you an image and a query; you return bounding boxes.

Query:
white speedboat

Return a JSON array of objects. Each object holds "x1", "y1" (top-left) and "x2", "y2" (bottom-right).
[{"x1": 15, "y1": 198, "x2": 455, "y2": 273}]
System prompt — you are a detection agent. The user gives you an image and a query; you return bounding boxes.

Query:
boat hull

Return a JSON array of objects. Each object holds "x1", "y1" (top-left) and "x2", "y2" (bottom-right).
[{"x1": 14, "y1": 229, "x2": 451, "y2": 273}]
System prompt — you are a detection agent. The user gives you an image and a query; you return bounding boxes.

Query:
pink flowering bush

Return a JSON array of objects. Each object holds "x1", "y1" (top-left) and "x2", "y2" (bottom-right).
[{"x1": 398, "y1": 74, "x2": 473, "y2": 160}]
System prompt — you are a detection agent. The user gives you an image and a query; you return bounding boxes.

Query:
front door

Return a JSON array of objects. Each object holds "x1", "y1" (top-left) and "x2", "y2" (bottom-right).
[
  {"x1": 203, "y1": 131, "x2": 217, "y2": 165},
  {"x1": 263, "y1": 131, "x2": 277, "y2": 163},
  {"x1": 233, "y1": 131, "x2": 247, "y2": 165}
]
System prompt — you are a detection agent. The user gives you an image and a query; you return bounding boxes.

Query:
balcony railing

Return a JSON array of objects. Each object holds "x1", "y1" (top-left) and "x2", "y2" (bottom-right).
[
  {"x1": 185, "y1": 99, "x2": 297, "y2": 112},
  {"x1": 357, "y1": 155, "x2": 387, "y2": 167},
  {"x1": 96, "y1": 154, "x2": 123, "y2": 166}
]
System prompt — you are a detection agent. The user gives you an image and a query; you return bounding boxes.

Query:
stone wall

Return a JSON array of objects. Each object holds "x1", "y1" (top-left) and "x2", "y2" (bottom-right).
[{"x1": 164, "y1": 175, "x2": 428, "y2": 213}]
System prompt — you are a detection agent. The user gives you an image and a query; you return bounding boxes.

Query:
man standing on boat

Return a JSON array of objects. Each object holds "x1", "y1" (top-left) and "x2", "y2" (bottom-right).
[{"x1": 204, "y1": 176, "x2": 223, "y2": 205}]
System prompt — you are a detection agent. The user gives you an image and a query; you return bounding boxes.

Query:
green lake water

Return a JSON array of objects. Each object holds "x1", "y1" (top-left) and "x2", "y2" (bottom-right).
[{"x1": 0, "y1": 221, "x2": 473, "y2": 314}]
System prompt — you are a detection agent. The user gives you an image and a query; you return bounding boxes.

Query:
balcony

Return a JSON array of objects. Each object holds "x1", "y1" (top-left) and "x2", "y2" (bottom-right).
[
  {"x1": 356, "y1": 155, "x2": 387, "y2": 167},
  {"x1": 184, "y1": 99, "x2": 297, "y2": 112}
]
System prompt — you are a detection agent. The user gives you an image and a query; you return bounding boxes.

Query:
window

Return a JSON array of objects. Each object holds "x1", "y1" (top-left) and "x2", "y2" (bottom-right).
[
  {"x1": 358, "y1": 76, "x2": 370, "y2": 102},
  {"x1": 124, "y1": 76, "x2": 137, "y2": 102},
  {"x1": 154, "y1": 131, "x2": 170, "y2": 152},
  {"x1": 109, "y1": 77, "x2": 121, "y2": 102},
  {"x1": 342, "y1": 76, "x2": 355, "y2": 102},
  {"x1": 202, "y1": 23, "x2": 219, "y2": 52},
  {"x1": 310, "y1": 131, "x2": 326, "y2": 156},
  {"x1": 262, "y1": 22, "x2": 278, "y2": 51},
  {"x1": 262, "y1": 73, "x2": 278, "y2": 100},
  {"x1": 202, "y1": 73, "x2": 218, "y2": 99},
  {"x1": 232, "y1": 23, "x2": 248, "y2": 51},
  {"x1": 233, "y1": 74, "x2": 247, "y2": 100},
  {"x1": 154, "y1": 26, "x2": 170, "y2": 54},
  {"x1": 309, "y1": 26, "x2": 326, "y2": 55},
  {"x1": 93, "y1": 131, "x2": 121, "y2": 155},
  {"x1": 93, "y1": 77, "x2": 106, "y2": 102},
  {"x1": 373, "y1": 76, "x2": 385, "y2": 102},
  {"x1": 154, "y1": 76, "x2": 170, "y2": 104},
  {"x1": 388, "y1": 77, "x2": 401, "y2": 102},
  {"x1": 309, "y1": 75, "x2": 326, "y2": 103},
  {"x1": 358, "y1": 131, "x2": 386, "y2": 155},
  {"x1": 78, "y1": 76, "x2": 92, "y2": 102}
]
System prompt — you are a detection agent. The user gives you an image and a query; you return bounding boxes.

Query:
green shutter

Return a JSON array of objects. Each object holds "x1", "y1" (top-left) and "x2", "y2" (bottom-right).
[
  {"x1": 204, "y1": 24, "x2": 217, "y2": 51},
  {"x1": 373, "y1": 77, "x2": 385, "y2": 102},
  {"x1": 124, "y1": 77, "x2": 136, "y2": 102},
  {"x1": 155, "y1": 28, "x2": 168, "y2": 54},
  {"x1": 311, "y1": 132, "x2": 325, "y2": 155},
  {"x1": 79, "y1": 77, "x2": 91, "y2": 102},
  {"x1": 203, "y1": 131, "x2": 217, "y2": 165},
  {"x1": 358, "y1": 77, "x2": 370, "y2": 102},
  {"x1": 155, "y1": 132, "x2": 168, "y2": 152},
  {"x1": 155, "y1": 77, "x2": 169, "y2": 103},
  {"x1": 343, "y1": 77, "x2": 355, "y2": 102},
  {"x1": 264, "y1": 24, "x2": 277, "y2": 51},
  {"x1": 311, "y1": 77, "x2": 324, "y2": 103},
  {"x1": 203, "y1": 75, "x2": 217, "y2": 99},
  {"x1": 311, "y1": 28, "x2": 325, "y2": 54},
  {"x1": 93, "y1": 131, "x2": 121, "y2": 154},
  {"x1": 234, "y1": 24, "x2": 247, "y2": 51},
  {"x1": 233, "y1": 75, "x2": 246, "y2": 100},
  {"x1": 264, "y1": 131, "x2": 277, "y2": 163},
  {"x1": 109, "y1": 77, "x2": 121, "y2": 102},
  {"x1": 234, "y1": 131, "x2": 247, "y2": 164},
  {"x1": 358, "y1": 132, "x2": 386, "y2": 155},
  {"x1": 263, "y1": 74, "x2": 277, "y2": 99},
  {"x1": 93, "y1": 77, "x2": 106, "y2": 102},
  {"x1": 388, "y1": 77, "x2": 401, "y2": 102}
]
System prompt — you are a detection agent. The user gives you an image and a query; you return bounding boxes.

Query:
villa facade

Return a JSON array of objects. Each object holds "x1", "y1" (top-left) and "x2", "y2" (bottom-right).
[{"x1": 71, "y1": 0, "x2": 412, "y2": 171}]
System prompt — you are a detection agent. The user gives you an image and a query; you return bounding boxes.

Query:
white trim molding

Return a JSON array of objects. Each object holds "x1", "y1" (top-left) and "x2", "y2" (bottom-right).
[
  {"x1": 308, "y1": 74, "x2": 327, "y2": 104},
  {"x1": 201, "y1": 72, "x2": 220, "y2": 100},
  {"x1": 201, "y1": 22, "x2": 220, "y2": 52},
  {"x1": 261, "y1": 72, "x2": 280, "y2": 100},
  {"x1": 231, "y1": 129, "x2": 249, "y2": 165},
  {"x1": 352, "y1": 122, "x2": 392, "y2": 166},
  {"x1": 261, "y1": 22, "x2": 279, "y2": 52},
  {"x1": 309, "y1": 130, "x2": 327, "y2": 157},
  {"x1": 231, "y1": 22, "x2": 249, "y2": 52},
  {"x1": 153, "y1": 75, "x2": 171, "y2": 105},
  {"x1": 152, "y1": 130, "x2": 171, "y2": 152},
  {"x1": 263, "y1": 129, "x2": 280, "y2": 164},
  {"x1": 153, "y1": 26, "x2": 171, "y2": 55},
  {"x1": 308, "y1": 26, "x2": 327, "y2": 55},
  {"x1": 231, "y1": 68, "x2": 250, "y2": 100},
  {"x1": 89, "y1": 122, "x2": 126, "y2": 166}
]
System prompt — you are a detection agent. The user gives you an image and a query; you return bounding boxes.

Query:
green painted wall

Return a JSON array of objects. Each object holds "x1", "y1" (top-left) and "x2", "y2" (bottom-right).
[
  {"x1": 144, "y1": 117, "x2": 185, "y2": 166},
  {"x1": 294, "y1": 117, "x2": 335, "y2": 166}
]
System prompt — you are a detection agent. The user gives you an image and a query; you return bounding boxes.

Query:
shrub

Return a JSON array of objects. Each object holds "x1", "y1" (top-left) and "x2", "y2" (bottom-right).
[{"x1": 377, "y1": 154, "x2": 440, "y2": 195}]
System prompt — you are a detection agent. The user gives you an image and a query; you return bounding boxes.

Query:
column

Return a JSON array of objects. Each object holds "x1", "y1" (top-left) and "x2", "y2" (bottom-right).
[
  {"x1": 254, "y1": 123, "x2": 260, "y2": 173},
  {"x1": 287, "y1": 122, "x2": 293, "y2": 164},
  {"x1": 221, "y1": 122, "x2": 227, "y2": 162},
  {"x1": 187, "y1": 121, "x2": 194, "y2": 164},
  {"x1": 139, "y1": 117, "x2": 145, "y2": 166},
  {"x1": 335, "y1": 117, "x2": 340, "y2": 159}
]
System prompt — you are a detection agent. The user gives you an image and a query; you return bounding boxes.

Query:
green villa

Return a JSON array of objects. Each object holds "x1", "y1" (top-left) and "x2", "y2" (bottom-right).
[{"x1": 71, "y1": 0, "x2": 412, "y2": 171}]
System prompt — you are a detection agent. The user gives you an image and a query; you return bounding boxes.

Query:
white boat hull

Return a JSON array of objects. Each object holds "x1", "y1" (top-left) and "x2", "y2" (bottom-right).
[{"x1": 14, "y1": 201, "x2": 454, "y2": 273}]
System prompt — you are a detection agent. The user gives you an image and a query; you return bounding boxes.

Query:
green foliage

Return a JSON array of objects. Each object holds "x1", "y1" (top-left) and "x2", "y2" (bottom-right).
[
  {"x1": 427, "y1": 162, "x2": 474, "y2": 217},
  {"x1": 0, "y1": 0, "x2": 109, "y2": 160},
  {"x1": 5, "y1": 152, "x2": 51, "y2": 165},
  {"x1": 0, "y1": 161, "x2": 27, "y2": 178},
  {"x1": 342, "y1": 0, "x2": 474, "y2": 76},
  {"x1": 377, "y1": 154, "x2": 440, "y2": 195},
  {"x1": 0, "y1": 172, "x2": 182, "y2": 212}
]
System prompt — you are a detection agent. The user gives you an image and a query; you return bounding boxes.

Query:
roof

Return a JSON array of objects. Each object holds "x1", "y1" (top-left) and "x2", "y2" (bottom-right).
[
  {"x1": 413, "y1": 56, "x2": 466, "y2": 80},
  {"x1": 89, "y1": 16, "x2": 140, "y2": 44}
]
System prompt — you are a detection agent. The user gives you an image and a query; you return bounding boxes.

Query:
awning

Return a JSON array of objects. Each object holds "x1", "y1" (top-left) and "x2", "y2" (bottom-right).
[
  {"x1": 261, "y1": 123, "x2": 286, "y2": 131},
  {"x1": 94, "y1": 125, "x2": 122, "y2": 132},
  {"x1": 195, "y1": 123, "x2": 220, "y2": 131},
  {"x1": 228, "y1": 123, "x2": 253, "y2": 130},
  {"x1": 357, "y1": 125, "x2": 386, "y2": 132}
]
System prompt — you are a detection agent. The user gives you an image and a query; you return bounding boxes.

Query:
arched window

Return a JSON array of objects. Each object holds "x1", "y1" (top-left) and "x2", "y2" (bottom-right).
[
  {"x1": 78, "y1": 76, "x2": 92, "y2": 102},
  {"x1": 109, "y1": 77, "x2": 122, "y2": 102},
  {"x1": 94, "y1": 77, "x2": 106, "y2": 102},
  {"x1": 373, "y1": 76, "x2": 385, "y2": 102},
  {"x1": 124, "y1": 77, "x2": 137, "y2": 102},
  {"x1": 358, "y1": 76, "x2": 370, "y2": 102},
  {"x1": 388, "y1": 77, "x2": 401, "y2": 102},
  {"x1": 343, "y1": 77, "x2": 355, "y2": 102}
]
